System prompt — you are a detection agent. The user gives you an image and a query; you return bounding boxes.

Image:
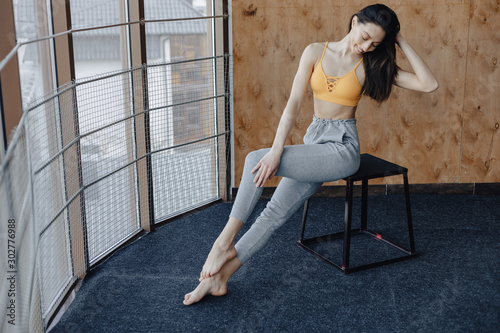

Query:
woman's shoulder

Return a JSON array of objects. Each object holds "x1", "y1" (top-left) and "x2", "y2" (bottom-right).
[
  {"x1": 302, "y1": 42, "x2": 327, "y2": 61},
  {"x1": 304, "y1": 42, "x2": 327, "y2": 53}
]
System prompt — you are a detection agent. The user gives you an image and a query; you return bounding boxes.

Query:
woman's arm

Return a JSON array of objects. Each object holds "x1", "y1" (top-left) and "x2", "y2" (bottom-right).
[
  {"x1": 251, "y1": 43, "x2": 318, "y2": 187},
  {"x1": 394, "y1": 32, "x2": 439, "y2": 92}
]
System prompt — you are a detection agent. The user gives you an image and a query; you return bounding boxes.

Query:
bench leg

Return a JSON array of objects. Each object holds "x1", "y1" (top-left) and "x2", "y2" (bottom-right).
[
  {"x1": 299, "y1": 199, "x2": 309, "y2": 242},
  {"x1": 361, "y1": 179, "x2": 368, "y2": 231},
  {"x1": 403, "y1": 172, "x2": 416, "y2": 253},
  {"x1": 342, "y1": 180, "x2": 354, "y2": 270}
]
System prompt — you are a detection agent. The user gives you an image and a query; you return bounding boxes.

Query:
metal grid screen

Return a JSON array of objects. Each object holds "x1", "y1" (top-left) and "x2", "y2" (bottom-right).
[
  {"x1": 0, "y1": 55, "x2": 231, "y2": 332},
  {"x1": 148, "y1": 57, "x2": 229, "y2": 220}
]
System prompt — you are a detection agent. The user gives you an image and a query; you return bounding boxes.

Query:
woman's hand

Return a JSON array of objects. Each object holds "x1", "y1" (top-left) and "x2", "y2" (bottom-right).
[{"x1": 251, "y1": 150, "x2": 282, "y2": 187}]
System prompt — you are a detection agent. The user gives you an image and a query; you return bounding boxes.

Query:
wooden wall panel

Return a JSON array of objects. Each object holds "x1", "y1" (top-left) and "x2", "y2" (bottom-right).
[
  {"x1": 461, "y1": 0, "x2": 500, "y2": 183},
  {"x1": 356, "y1": 1, "x2": 469, "y2": 184},
  {"x1": 232, "y1": 0, "x2": 497, "y2": 187},
  {"x1": 233, "y1": 0, "x2": 371, "y2": 187}
]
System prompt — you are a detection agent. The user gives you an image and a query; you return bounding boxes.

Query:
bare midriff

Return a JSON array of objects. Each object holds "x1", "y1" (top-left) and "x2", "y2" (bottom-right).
[{"x1": 313, "y1": 98, "x2": 357, "y2": 120}]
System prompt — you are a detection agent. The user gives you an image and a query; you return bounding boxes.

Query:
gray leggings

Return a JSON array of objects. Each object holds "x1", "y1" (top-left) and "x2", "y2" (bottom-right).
[{"x1": 231, "y1": 116, "x2": 361, "y2": 264}]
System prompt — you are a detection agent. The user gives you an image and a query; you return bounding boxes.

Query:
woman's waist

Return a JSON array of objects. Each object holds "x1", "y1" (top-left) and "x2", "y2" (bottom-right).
[
  {"x1": 313, "y1": 98, "x2": 357, "y2": 120},
  {"x1": 305, "y1": 115, "x2": 359, "y2": 145},
  {"x1": 311, "y1": 114, "x2": 357, "y2": 125}
]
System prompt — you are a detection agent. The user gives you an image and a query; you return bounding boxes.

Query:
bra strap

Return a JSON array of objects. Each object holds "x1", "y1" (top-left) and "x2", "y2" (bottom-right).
[
  {"x1": 320, "y1": 42, "x2": 329, "y2": 62},
  {"x1": 353, "y1": 57, "x2": 363, "y2": 70}
]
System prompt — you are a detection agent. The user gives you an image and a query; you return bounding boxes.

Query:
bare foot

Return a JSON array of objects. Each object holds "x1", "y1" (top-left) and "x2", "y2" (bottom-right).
[
  {"x1": 200, "y1": 242, "x2": 237, "y2": 280},
  {"x1": 183, "y1": 275, "x2": 227, "y2": 305}
]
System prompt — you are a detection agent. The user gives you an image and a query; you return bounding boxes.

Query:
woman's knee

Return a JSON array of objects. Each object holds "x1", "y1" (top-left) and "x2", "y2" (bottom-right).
[{"x1": 244, "y1": 149, "x2": 268, "y2": 168}]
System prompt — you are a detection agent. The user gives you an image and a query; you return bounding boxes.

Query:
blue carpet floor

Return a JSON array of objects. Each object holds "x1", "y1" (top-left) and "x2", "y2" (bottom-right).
[{"x1": 51, "y1": 194, "x2": 500, "y2": 332}]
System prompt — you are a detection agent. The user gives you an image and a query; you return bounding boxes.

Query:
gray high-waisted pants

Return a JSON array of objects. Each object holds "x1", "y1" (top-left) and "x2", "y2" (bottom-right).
[{"x1": 230, "y1": 116, "x2": 361, "y2": 264}]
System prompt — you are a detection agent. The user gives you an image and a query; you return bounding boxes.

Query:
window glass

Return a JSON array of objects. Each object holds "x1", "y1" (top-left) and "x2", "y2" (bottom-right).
[
  {"x1": 72, "y1": 28, "x2": 124, "y2": 79},
  {"x1": 71, "y1": 0, "x2": 128, "y2": 79},
  {"x1": 70, "y1": 0, "x2": 123, "y2": 30},
  {"x1": 13, "y1": 0, "x2": 51, "y2": 39},
  {"x1": 145, "y1": 0, "x2": 209, "y2": 64},
  {"x1": 13, "y1": 0, "x2": 54, "y2": 107},
  {"x1": 144, "y1": 1, "x2": 230, "y2": 220},
  {"x1": 70, "y1": 0, "x2": 139, "y2": 261}
]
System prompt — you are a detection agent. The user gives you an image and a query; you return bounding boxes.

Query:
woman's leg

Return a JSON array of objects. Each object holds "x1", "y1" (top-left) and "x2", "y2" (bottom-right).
[
  {"x1": 233, "y1": 137, "x2": 360, "y2": 263},
  {"x1": 199, "y1": 150, "x2": 267, "y2": 279},
  {"x1": 188, "y1": 118, "x2": 360, "y2": 303},
  {"x1": 235, "y1": 177, "x2": 323, "y2": 264},
  {"x1": 185, "y1": 177, "x2": 322, "y2": 305},
  {"x1": 200, "y1": 140, "x2": 359, "y2": 278}
]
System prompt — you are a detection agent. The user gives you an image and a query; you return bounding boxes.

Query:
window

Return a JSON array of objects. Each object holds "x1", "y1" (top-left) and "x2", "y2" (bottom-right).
[
  {"x1": 2, "y1": 1, "x2": 230, "y2": 330},
  {"x1": 13, "y1": 0, "x2": 55, "y2": 108}
]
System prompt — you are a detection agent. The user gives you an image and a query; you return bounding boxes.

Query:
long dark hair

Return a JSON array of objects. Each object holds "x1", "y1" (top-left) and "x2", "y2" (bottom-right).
[{"x1": 350, "y1": 4, "x2": 400, "y2": 102}]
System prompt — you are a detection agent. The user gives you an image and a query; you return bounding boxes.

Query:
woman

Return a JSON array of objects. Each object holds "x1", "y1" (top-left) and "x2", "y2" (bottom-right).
[{"x1": 184, "y1": 4, "x2": 438, "y2": 305}]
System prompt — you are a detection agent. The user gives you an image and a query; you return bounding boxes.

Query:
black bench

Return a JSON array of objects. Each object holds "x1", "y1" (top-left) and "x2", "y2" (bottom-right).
[{"x1": 297, "y1": 154, "x2": 417, "y2": 274}]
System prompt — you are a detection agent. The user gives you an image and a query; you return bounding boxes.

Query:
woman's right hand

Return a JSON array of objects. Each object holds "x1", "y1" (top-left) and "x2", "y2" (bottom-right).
[{"x1": 251, "y1": 149, "x2": 282, "y2": 187}]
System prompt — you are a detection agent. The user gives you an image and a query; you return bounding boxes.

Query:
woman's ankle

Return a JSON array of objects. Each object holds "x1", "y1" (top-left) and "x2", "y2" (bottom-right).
[{"x1": 213, "y1": 235, "x2": 235, "y2": 251}]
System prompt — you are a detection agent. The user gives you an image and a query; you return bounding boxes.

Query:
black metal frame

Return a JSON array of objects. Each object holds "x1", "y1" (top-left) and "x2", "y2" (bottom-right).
[
  {"x1": 297, "y1": 154, "x2": 417, "y2": 274},
  {"x1": 223, "y1": 0, "x2": 231, "y2": 201}
]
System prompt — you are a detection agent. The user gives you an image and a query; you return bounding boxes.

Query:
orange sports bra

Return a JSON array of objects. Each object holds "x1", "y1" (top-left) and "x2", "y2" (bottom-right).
[{"x1": 310, "y1": 42, "x2": 363, "y2": 107}]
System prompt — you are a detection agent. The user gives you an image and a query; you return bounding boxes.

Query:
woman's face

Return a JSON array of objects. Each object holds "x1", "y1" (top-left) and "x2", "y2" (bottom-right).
[{"x1": 350, "y1": 16, "x2": 386, "y2": 55}]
